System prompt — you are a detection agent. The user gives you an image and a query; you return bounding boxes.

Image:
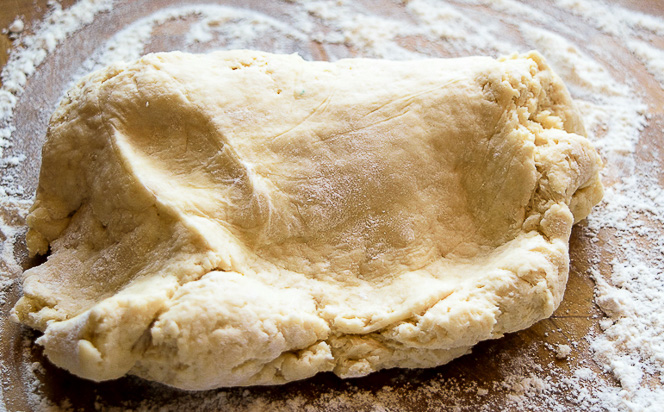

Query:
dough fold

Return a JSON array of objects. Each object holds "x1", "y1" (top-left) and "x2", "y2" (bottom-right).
[{"x1": 13, "y1": 50, "x2": 603, "y2": 390}]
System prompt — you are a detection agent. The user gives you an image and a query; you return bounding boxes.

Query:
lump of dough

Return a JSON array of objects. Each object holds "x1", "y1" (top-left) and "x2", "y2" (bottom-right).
[{"x1": 12, "y1": 50, "x2": 603, "y2": 390}]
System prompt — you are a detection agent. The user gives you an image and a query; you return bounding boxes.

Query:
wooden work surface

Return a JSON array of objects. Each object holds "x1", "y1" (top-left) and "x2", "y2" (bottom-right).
[{"x1": 1, "y1": 1, "x2": 663, "y2": 410}]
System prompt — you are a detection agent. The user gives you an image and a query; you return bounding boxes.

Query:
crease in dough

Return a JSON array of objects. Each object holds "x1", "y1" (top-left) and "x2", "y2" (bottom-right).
[{"x1": 13, "y1": 50, "x2": 603, "y2": 390}]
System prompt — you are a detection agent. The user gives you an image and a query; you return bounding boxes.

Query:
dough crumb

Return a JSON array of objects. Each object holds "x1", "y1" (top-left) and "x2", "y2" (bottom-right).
[
  {"x1": 555, "y1": 344, "x2": 572, "y2": 360},
  {"x1": 9, "y1": 18, "x2": 25, "y2": 34}
]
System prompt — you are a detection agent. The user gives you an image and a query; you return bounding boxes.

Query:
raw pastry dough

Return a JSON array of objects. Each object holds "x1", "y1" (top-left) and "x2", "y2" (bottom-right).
[{"x1": 13, "y1": 50, "x2": 603, "y2": 390}]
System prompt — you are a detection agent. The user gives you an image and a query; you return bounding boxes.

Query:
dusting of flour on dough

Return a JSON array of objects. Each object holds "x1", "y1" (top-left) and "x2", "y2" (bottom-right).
[{"x1": 2, "y1": 0, "x2": 664, "y2": 410}]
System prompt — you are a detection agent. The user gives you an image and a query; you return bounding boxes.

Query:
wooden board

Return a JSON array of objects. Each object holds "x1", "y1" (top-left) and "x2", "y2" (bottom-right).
[{"x1": 1, "y1": 1, "x2": 662, "y2": 410}]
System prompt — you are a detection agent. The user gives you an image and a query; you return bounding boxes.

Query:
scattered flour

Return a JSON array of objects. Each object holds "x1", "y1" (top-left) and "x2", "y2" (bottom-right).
[
  {"x1": 0, "y1": 0, "x2": 115, "y2": 154},
  {"x1": 2, "y1": 0, "x2": 664, "y2": 411}
]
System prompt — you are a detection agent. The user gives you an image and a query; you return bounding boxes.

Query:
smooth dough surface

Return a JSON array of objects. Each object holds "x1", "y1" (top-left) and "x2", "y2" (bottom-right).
[{"x1": 13, "y1": 50, "x2": 603, "y2": 390}]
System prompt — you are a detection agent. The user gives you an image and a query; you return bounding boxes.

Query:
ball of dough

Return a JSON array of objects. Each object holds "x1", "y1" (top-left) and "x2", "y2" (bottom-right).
[{"x1": 13, "y1": 50, "x2": 603, "y2": 390}]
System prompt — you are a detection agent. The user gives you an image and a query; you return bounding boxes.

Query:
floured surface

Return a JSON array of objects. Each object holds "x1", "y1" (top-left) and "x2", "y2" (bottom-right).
[{"x1": 1, "y1": 0, "x2": 664, "y2": 411}]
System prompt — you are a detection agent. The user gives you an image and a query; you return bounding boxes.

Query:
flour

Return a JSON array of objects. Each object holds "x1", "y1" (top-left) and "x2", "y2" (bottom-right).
[
  {"x1": 75, "y1": 5, "x2": 310, "y2": 86},
  {"x1": 1, "y1": 0, "x2": 664, "y2": 411},
  {"x1": 0, "y1": 0, "x2": 114, "y2": 156}
]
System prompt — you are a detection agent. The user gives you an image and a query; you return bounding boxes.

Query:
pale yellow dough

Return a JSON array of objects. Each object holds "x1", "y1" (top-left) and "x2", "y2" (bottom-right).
[{"x1": 13, "y1": 50, "x2": 603, "y2": 390}]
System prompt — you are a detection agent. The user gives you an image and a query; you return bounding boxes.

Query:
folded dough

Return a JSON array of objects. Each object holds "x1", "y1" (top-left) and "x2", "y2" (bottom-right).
[{"x1": 13, "y1": 50, "x2": 603, "y2": 390}]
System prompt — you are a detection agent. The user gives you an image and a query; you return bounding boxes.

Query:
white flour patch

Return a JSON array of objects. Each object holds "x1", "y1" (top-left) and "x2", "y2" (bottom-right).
[{"x1": 1, "y1": 0, "x2": 664, "y2": 411}]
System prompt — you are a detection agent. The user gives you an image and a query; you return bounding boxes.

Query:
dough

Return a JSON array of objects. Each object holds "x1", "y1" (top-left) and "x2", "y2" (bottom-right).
[{"x1": 13, "y1": 50, "x2": 603, "y2": 390}]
